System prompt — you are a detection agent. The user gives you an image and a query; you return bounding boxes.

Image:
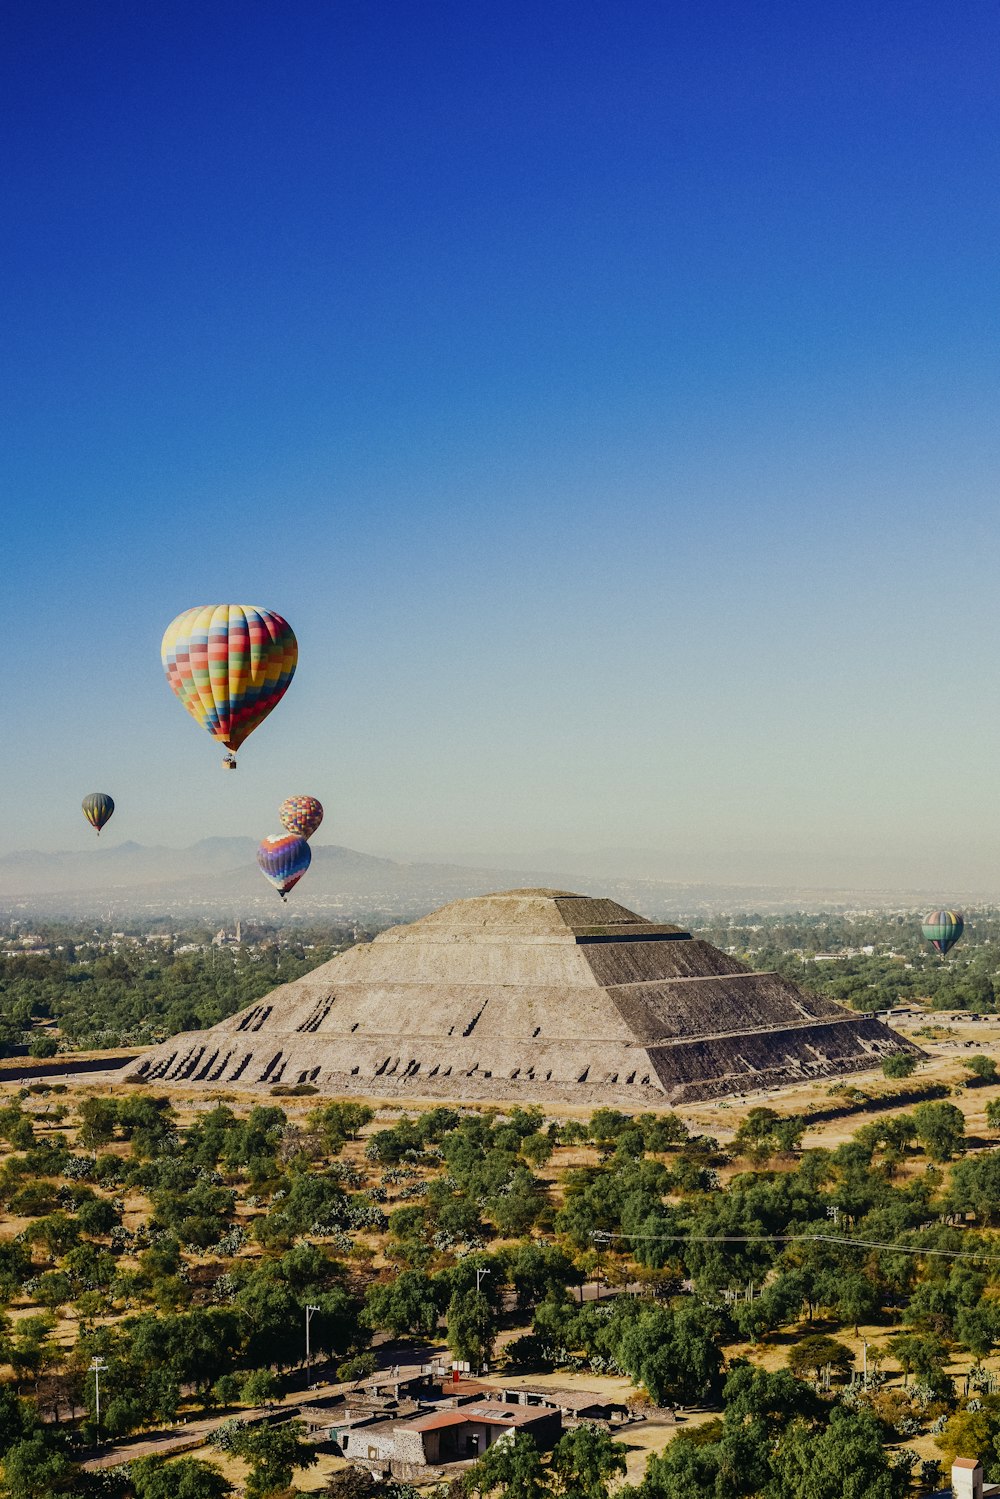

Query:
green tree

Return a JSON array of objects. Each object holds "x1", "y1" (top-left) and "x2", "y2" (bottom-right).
[
  {"x1": 211, "y1": 1420, "x2": 316, "y2": 1499},
  {"x1": 956, "y1": 1302, "x2": 1000, "y2": 1358},
  {"x1": 964, "y1": 1055, "x2": 999, "y2": 1084},
  {"x1": 881, "y1": 1051, "x2": 917, "y2": 1079},
  {"x1": 336, "y1": 1353, "x2": 377, "y2": 1385},
  {"x1": 0, "y1": 1434, "x2": 77, "y2": 1498},
  {"x1": 446, "y1": 1287, "x2": 496, "y2": 1371},
  {"x1": 912, "y1": 1101, "x2": 965, "y2": 1162},
  {"x1": 460, "y1": 1429, "x2": 550, "y2": 1499},
  {"x1": 937, "y1": 1395, "x2": 1000, "y2": 1478},
  {"x1": 767, "y1": 1405, "x2": 909, "y2": 1498},
  {"x1": 550, "y1": 1425, "x2": 627, "y2": 1498},
  {"x1": 620, "y1": 1435, "x2": 719, "y2": 1499},
  {"x1": 620, "y1": 1365, "x2": 822, "y2": 1499},
  {"x1": 637, "y1": 1113, "x2": 689, "y2": 1152},
  {"x1": 733, "y1": 1107, "x2": 805, "y2": 1160},
  {"x1": 210, "y1": 1373, "x2": 242, "y2": 1409},
  {"x1": 830, "y1": 1271, "x2": 880, "y2": 1335},
  {"x1": 503, "y1": 1243, "x2": 577, "y2": 1312},
  {"x1": 77, "y1": 1099, "x2": 118, "y2": 1149},
  {"x1": 787, "y1": 1335, "x2": 854, "y2": 1383},
  {"x1": 614, "y1": 1301, "x2": 724, "y2": 1405},
  {"x1": 9, "y1": 1319, "x2": 56, "y2": 1389},
  {"x1": 521, "y1": 1131, "x2": 554, "y2": 1167},
  {"x1": 130, "y1": 1455, "x2": 233, "y2": 1498},
  {"x1": 307, "y1": 1102, "x2": 374, "y2": 1152},
  {"x1": 0, "y1": 1386, "x2": 34, "y2": 1457},
  {"x1": 239, "y1": 1369, "x2": 281, "y2": 1406},
  {"x1": 949, "y1": 1150, "x2": 1000, "y2": 1224},
  {"x1": 363, "y1": 1271, "x2": 443, "y2": 1338},
  {"x1": 889, "y1": 1330, "x2": 948, "y2": 1386}
]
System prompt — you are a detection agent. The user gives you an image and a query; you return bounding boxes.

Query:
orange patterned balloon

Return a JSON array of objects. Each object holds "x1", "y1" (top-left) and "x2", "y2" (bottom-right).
[
  {"x1": 279, "y1": 795, "x2": 324, "y2": 839},
  {"x1": 161, "y1": 605, "x2": 297, "y2": 765}
]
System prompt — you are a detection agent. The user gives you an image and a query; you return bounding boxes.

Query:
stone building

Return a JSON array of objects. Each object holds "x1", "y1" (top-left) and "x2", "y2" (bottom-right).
[
  {"x1": 328, "y1": 1400, "x2": 561, "y2": 1479},
  {"x1": 129, "y1": 888, "x2": 918, "y2": 1104}
]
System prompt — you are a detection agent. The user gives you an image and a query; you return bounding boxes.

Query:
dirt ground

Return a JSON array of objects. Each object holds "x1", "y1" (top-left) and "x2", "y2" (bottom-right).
[{"x1": 180, "y1": 1440, "x2": 351, "y2": 1493}]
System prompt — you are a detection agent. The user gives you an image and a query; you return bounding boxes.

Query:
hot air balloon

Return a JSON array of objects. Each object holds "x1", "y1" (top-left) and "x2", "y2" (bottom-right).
[
  {"x1": 279, "y1": 795, "x2": 324, "y2": 840},
  {"x1": 161, "y1": 605, "x2": 297, "y2": 768},
  {"x1": 82, "y1": 793, "x2": 115, "y2": 835},
  {"x1": 922, "y1": 910, "x2": 964, "y2": 957},
  {"x1": 257, "y1": 834, "x2": 311, "y2": 901}
]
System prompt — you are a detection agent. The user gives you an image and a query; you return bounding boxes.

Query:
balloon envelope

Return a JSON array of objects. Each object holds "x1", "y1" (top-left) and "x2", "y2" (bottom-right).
[
  {"x1": 257, "y1": 834, "x2": 311, "y2": 899},
  {"x1": 161, "y1": 605, "x2": 297, "y2": 758},
  {"x1": 279, "y1": 795, "x2": 324, "y2": 840},
  {"x1": 921, "y1": 909, "x2": 964, "y2": 956},
  {"x1": 82, "y1": 793, "x2": 115, "y2": 835}
]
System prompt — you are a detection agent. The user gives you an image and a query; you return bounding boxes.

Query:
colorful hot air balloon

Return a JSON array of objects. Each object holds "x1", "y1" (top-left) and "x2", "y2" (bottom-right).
[
  {"x1": 257, "y1": 834, "x2": 311, "y2": 901},
  {"x1": 922, "y1": 910, "x2": 964, "y2": 957},
  {"x1": 82, "y1": 793, "x2": 115, "y2": 835},
  {"x1": 279, "y1": 795, "x2": 324, "y2": 840},
  {"x1": 161, "y1": 605, "x2": 297, "y2": 768}
]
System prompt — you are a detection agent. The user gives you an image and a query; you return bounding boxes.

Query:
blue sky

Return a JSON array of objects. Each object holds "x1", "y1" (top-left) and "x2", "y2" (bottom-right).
[{"x1": 3, "y1": 1, "x2": 999, "y2": 890}]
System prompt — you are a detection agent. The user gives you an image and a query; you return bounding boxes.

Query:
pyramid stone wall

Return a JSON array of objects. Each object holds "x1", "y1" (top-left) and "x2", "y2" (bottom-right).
[{"x1": 129, "y1": 889, "x2": 920, "y2": 1104}]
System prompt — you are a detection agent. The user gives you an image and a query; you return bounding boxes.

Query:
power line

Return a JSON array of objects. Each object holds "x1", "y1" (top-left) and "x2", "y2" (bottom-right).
[{"x1": 590, "y1": 1230, "x2": 1000, "y2": 1264}]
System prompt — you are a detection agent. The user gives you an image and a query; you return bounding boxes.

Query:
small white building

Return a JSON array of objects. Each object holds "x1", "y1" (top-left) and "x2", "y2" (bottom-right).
[{"x1": 930, "y1": 1457, "x2": 1000, "y2": 1499}]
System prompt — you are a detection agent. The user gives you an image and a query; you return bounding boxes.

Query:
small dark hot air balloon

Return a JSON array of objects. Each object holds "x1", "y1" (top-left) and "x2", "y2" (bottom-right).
[
  {"x1": 161, "y1": 605, "x2": 297, "y2": 768},
  {"x1": 82, "y1": 793, "x2": 115, "y2": 836},
  {"x1": 922, "y1": 909, "x2": 964, "y2": 957},
  {"x1": 279, "y1": 795, "x2": 324, "y2": 840},
  {"x1": 257, "y1": 834, "x2": 311, "y2": 901}
]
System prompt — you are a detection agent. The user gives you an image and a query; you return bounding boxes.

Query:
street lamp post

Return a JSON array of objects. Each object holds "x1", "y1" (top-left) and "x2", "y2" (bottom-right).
[
  {"x1": 90, "y1": 1357, "x2": 108, "y2": 1440},
  {"x1": 305, "y1": 1304, "x2": 319, "y2": 1388}
]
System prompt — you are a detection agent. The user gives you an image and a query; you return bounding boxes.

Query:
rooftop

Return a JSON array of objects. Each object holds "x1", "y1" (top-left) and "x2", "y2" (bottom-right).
[
  {"x1": 406, "y1": 1411, "x2": 474, "y2": 1433},
  {"x1": 455, "y1": 1402, "x2": 555, "y2": 1427}
]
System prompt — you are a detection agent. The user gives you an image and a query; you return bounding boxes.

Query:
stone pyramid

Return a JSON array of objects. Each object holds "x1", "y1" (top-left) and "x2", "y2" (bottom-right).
[{"x1": 129, "y1": 889, "x2": 917, "y2": 1104}]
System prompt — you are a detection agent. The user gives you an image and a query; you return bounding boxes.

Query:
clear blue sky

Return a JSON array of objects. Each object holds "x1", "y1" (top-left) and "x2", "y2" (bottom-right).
[{"x1": 3, "y1": 1, "x2": 999, "y2": 890}]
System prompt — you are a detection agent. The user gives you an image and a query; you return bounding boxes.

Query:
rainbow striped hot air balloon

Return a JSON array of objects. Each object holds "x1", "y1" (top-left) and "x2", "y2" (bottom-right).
[
  {"x1": 279, "y1": 795, "x2": 324, "y2": 840},
  {"x1": 257, "y1": 834, "x2": 311, "y2": 901},
  {"x1": 161, "y1": 605, "x2": 297, "y2": 768},
  {"x1": 922, "y1": 910, "x2": 964, "y2": 957},
  {"x1": 82, "y1": 793, "x2": 114, "y2": 835}
]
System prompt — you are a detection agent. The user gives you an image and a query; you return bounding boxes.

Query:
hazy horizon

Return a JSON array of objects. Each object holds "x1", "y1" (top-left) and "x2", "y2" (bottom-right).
[{"x1": 1, "y1": 834, "x2": 996, "y2": 910}]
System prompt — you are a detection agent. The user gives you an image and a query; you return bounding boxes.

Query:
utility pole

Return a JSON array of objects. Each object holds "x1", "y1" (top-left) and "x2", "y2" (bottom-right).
[
  {"x1": 90, "y1": 1357, "x2": 108, "y2": 1439},
  {"x1": 305, "y1": 1304, "x2": 319, "y2": 1388},
  {"x1": 475, "y1": 1268, "x2": 491, "y2": 1374}
]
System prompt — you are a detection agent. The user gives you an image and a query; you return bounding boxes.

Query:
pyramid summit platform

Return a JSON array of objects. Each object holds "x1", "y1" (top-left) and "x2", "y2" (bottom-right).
[{"x1": 129, "y1": 889, "x2": 918, "y2": 1103}]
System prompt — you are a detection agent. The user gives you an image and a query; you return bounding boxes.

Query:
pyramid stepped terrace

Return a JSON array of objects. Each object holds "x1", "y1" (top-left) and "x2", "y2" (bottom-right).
[{"x1": 129, "y1": 890, "x2": 919, "y2": 1104}]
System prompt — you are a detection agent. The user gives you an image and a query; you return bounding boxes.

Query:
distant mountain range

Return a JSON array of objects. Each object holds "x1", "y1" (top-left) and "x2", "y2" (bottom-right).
[
  {"x1": 0, "y1": 839, "x2": 988, "y2": 923},
  {"x1": 0, "y1": 840, "x2": 544, "y2": 917}
]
